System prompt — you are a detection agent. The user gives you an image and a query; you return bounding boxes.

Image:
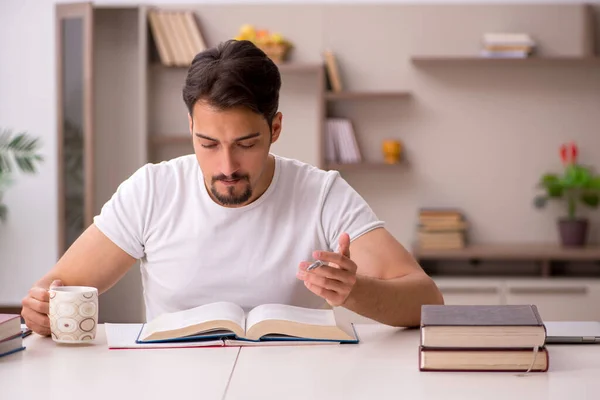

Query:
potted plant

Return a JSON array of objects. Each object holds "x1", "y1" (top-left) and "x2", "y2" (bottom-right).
[
  {"x1": 534, "y1": 142, "x2": 600, "y2": 247},
  {"x1": 0, "y1": 128, "x2": 44, "y2": 222}
]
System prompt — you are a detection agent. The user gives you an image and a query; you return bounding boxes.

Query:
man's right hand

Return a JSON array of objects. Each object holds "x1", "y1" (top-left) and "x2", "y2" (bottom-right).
[{"x1": 21, "y1": 279, "x2": 63, "y2": 336}]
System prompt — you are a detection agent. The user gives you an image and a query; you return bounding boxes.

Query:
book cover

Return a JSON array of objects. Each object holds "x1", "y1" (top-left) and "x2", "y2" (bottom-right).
[
  {"x1": 420, "y1": 305, "x2": 547, "y2": 349},
  {"x1": 421, "y1": 305, "x2": 544, "y2": 327}
]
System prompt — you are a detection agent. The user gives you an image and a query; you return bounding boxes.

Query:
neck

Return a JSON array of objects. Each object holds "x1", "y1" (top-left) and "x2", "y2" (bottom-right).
[{"x1": 247, "y1": 154, "x2": 276, "y2": 204}]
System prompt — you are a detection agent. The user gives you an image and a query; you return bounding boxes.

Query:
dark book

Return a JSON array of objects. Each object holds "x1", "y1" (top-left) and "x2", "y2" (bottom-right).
[{"x1": 420, "y1": 305, "x2": 546, "y2": 349}]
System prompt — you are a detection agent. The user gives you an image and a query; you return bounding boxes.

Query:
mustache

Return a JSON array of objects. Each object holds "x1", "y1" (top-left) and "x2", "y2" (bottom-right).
[{"x1": 212, "y1": 173, "x2": 249, "y2": 182}]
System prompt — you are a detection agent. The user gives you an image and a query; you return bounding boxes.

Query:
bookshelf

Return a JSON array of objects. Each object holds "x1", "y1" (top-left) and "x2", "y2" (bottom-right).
[
  {"x1": 325, "y1": 91, "x2": 411, "y2": 101},
  {"x1": 325, "y1": 162, "x2": 404, "y2": 171},
  {"x1": 414, "y1": 243, "x2": 600, "y2": 278},
  {"x1": 411, "y1": 56, "x2": 600, "y2": 66},
  {"x1": 414, "y1": 243, "x2": 600, "y2": 262}
]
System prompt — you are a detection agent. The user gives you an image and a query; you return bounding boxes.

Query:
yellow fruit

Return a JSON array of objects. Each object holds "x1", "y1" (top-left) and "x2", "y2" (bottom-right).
[
  {"x1": 271, "y1": 33, "x2": 284, "y2": 44},
  {"x1": 239, "y1": 24, "x2": 255, "y2": 36}
]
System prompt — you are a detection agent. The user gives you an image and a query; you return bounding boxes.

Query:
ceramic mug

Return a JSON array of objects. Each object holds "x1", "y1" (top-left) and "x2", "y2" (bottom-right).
[{"x1": 49, "y1": 286, "x2": 98, "y2": 343}]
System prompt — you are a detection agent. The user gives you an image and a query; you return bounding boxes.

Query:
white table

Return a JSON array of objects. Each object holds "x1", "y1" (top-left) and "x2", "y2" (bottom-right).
[
  {"x1": 0, "y1": 325, "x2": 240, "y2": 400},
  {"x1": 225, "y1": 325, "x2": 600, "y2": 400},
  {"x1": 2, "y1": 324, "x2": 600, "y2": 400}
]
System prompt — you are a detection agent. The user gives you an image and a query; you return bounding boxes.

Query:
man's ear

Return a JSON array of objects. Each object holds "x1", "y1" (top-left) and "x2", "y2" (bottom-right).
[
  {"x1": 188, "y1": 113, "x2": 193, "y2": 136},
  {"x1": 270, "y1": 112, "x2": 283, "y2": 143}
]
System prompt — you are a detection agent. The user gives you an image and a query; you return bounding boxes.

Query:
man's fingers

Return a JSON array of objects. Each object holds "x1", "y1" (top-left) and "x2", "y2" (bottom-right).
[
  {"x1": 29, "y1": 287, "x2": 50, "y2": 302},
  {"x1": 304, "y1": 281, "x2": 341, "y2": 302},
  {"x1": 22, "y1": 296, "x2": 50, "y2": 315},
  {"x1": 21, "y1": 306, "x2": 50, "y2": 329},
  {"x1": 25, "y1": 319, "x2": 51, "y2": 336},
  {"x1": 311, "y1": 251, "x2": 357, "y2": 272},
  {"x1": 303, "y1": 273, "x2": 347, "y2": 293},
  {"x1": 307, "y1": 265, "x2": 355, "y2": 285},
  {"x1": 338, "y1": 233, "x2": 351, "y2": 258},
  {"x1": 50, "y1": 279, "x2": 63, "y2": 288}
]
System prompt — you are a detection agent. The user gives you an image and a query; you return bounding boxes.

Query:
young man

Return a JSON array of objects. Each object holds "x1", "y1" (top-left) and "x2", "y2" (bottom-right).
[{"x1": 21, "y1": 40, "x2": 443, "y2": 336}]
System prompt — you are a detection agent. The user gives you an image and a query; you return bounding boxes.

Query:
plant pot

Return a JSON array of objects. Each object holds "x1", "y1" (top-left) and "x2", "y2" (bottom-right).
[{"x1": 558, "y1": 218, "x2": 588, "y2": 247}]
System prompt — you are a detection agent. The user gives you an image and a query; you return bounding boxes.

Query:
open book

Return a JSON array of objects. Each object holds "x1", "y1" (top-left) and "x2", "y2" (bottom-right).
[{"x1": 136, "y1": 302, "x2": 359, "y2": 345}]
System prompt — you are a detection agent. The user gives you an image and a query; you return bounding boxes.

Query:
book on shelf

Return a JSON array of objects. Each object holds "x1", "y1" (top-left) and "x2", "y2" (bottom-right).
[
  {"x1": 416, "y1": 208, "x2": 467, "y2": 250},
  {"x1": 480, "y1": 33, "x2": 536, "y2": 59},
  {"x1": 323, "y1": 50, "x2": 343, "y2": 92},
  {"x1": 419, "y1": 305, "x2": 549, "y2": 372},
  {"x1": 0, "y1": 314, "x2": 25, "y2": 358},
  {"x1": 148, "y1": 8, "x2": 207, "y2": 67},
  {"x1": 325, "y1": 118, "x2": 362, "y2": 165},
  {"x1": 133, "y1": 301, "x2": 359, "y2": 346}
]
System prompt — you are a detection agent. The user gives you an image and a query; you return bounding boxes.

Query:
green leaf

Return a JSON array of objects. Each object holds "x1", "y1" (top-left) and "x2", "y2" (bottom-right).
[
  {"x1": 564, "y1": 164, "x2": 592, "y2": 188},
  {"x1": 581, "y1": 192, "x2": 600, "y2": 208},
  {"x1": 539, "y1": 174, "x2": 563, "y2": 197},
  {"x1": 587, "y1": 176, "x2": 600, "y2": 190},
  {"x1": 541, "y1": 173, "x2": 559, "y2": 185},
  {"x1": 0, "y1": 128, "x2": 43, "y2": 175},
  {"x1": 0, "y1": 153, "x2": 10, "y2": 174}
]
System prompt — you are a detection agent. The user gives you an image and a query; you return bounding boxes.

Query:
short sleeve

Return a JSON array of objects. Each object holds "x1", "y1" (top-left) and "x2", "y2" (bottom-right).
[
  {"x1": 320, "y1": 173, "x2": 385, "y2": 251},
  {"x1": 92, "y1": 164, "x2": 152, "y2": 259}
]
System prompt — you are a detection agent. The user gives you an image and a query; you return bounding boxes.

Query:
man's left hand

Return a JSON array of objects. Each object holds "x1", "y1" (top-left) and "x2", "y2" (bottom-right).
[{"x1": 296, "y1": 232, "x2": 357, "y2": 307}]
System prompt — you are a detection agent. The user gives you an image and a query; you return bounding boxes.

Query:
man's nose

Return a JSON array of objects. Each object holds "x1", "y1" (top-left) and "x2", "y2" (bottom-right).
[{"x1": 220, "y1": 149, "x2": 239, "y2": 176}]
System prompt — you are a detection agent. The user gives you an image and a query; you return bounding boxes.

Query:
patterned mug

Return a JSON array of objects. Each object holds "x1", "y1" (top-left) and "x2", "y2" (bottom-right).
[{"x1": 49, "y1": 286, "x2": 98, "y2": 343}]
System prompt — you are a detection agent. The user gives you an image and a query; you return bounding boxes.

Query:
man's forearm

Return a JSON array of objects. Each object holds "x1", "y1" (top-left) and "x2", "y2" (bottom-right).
[{"x1": 342, "y1": 273, "x2": 444, "y2": 327}]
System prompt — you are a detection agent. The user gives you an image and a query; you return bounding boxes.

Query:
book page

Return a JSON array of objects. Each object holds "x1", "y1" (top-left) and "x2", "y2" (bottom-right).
[
  {"x1": 246, "y1": 304, "x2": 337, "y2": 333},
  {"x1": 106, "y1": 323, "x2": 224, "y2": 349},
  {"x1": 141, "y1": 301, "x2": 246, "y2": 339}
]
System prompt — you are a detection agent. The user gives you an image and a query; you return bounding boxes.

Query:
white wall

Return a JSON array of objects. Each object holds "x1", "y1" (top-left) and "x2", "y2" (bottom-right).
[
  {"x1": 0, "y1": 0, "x2": 57, "y2": 306},
  {"x1": 0, "y1": 0, "x2": 599, "y2": 307}
]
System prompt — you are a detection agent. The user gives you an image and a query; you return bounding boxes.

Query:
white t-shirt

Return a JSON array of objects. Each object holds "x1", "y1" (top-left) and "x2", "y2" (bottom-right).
[{"x1": 93, "y1": 154, "x2": 384, "y2": 322}]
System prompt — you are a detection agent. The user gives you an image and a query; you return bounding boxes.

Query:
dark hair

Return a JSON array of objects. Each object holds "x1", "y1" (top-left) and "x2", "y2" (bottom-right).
[{"x1": 182, "y1": 39, "x2": 281, "y2": 128}]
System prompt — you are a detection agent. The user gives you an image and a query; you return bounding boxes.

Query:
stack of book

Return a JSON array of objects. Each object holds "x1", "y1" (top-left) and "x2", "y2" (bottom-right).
[
  {"x1": 417, "y1": 208, "x2": 467, "y2": 250},
  {"x1": 325, "y1": 118, "x2": 362, "y2": 165},
  {"x1": 480, "y1": 33, "x2": 536, "y2": 58},
  {"x1": 419, "y1": 305, "x2": 549, "y2": 372},
  {"x1": 0, "y1": 314, "x2": 25, "y2": 358},
  {"x1": 147, "y1": 9, "x2": 207, "y2": 67}
]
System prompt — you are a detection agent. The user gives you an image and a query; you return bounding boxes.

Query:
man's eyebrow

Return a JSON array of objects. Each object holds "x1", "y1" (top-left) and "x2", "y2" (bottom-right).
[
  {"x1": 194, "y1": 132, "x2": 261, "y2": 142},
  {"x1": 194, "y1": 133, "x2": 217, "y2": 141}
]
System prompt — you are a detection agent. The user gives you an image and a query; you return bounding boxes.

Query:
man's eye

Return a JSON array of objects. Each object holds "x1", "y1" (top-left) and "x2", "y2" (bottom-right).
[
  {"x1": 201, "y1": 143, "x2": 218, "y2": 149},
  {"x1": 238, "y1": 142, "x2": 255, "y2": 149}
]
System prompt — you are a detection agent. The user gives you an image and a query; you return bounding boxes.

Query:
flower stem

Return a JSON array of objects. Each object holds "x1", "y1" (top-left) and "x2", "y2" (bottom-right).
[{"x1": 568, "y1": 195, "x2": 576, "y2": 219}]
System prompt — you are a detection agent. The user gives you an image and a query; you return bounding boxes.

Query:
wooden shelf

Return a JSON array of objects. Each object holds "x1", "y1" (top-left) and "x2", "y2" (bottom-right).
[
  {"x1": 150, "y1": 135, "x2": 190, "y2": 145},
  {"x1": 325, "y1": 162, "x2": 404, "y2": 171},
  {"x1": 150, "y1": 62, "x2": 323, "y2": 73},
  {"x1": 277, "y1": 62, "x2": 323, "y2": 73},
  {"x1": 411, "y1": 56, "x2": 600, "y2": 66},
  {"x1": 325, "y1": 91, "x2": 411, "y2": 101},
  {"x1": 413, "y1": 243, "x2": 600, "y2": 261}
]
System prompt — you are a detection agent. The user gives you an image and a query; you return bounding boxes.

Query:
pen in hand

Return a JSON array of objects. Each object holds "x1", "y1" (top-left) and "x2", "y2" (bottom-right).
[{"x1": 306, "y1": 260, "x2": 324, "y2": 271}]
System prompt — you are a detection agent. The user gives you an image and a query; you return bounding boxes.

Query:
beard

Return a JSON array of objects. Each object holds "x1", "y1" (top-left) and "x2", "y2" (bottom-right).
[{"x1": 210, "y1": 172, "x2": 252, "y2": 206}]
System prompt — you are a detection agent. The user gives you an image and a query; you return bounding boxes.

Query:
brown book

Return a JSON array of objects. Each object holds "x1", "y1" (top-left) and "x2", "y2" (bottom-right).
[
  {"x1": 419, "y1": 346, "x2": 549, "y2": 372},
  {"x1": 323, "y1": 50, "x2": 343, "y2": 93},
  {"x1": 147, "y1": 9, "x2": 174, "y2": 66},
  {"x1": 421, "y1": 305, "x2": 546, "y2": 349},
  {"x1": 418, "y1": 220, "x2": 468, "y2": 231}
]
